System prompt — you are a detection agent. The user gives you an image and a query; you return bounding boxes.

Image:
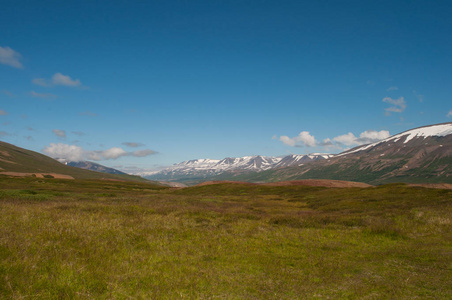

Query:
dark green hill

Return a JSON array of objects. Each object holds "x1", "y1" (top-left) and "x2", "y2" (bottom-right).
[{"x1": 0, "y1": 141, "x2": 149, "y2": 182}]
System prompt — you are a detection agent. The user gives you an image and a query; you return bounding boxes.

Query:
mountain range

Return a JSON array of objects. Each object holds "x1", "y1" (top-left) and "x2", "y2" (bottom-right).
[
  {"x1": 137, "y1": 153, "x2": 334, "y2": 183},
  {"x1": 140, "y1": 122, "x2": 452, "y2": 185},
  {"x1": 1, "y1": 122, "x2": 451, "y2": 185}
]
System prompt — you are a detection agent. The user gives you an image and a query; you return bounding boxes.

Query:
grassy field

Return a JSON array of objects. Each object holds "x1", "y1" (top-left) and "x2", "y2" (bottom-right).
[{"x1": 0, "y1": 177, "x2": 451, "y2": 299}]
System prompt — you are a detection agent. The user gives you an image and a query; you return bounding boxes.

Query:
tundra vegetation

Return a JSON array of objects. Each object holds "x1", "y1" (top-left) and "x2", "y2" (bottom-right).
[{"x1": 0, "y1": 177, "x2": 451, "y2": 299}]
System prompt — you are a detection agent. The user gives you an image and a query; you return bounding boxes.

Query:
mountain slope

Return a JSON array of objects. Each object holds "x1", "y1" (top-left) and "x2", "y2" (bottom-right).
[
  {"x1": 237, "y1": 122, "x2": 452, "y2": 184},
  {"x1": 0, "y1": 141, "x2": 147, "y2": 182}
]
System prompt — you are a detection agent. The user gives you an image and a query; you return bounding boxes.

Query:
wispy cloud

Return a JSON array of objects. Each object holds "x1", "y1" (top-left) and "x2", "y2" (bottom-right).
[
  {"x1": 32, "y1": 73, "x2": 82, "y2": 87},
  {"x1": 52, "y1": 73, "x2": 81, "y2": 86},
  {"x1": 2, "y1": 90, "x2": 16, "y2": 98},
  {"x1": 122, "y1": 142, "x2": 145, "y2": 148},
  {"x1": 447, "y1": 110, "x2": 452, "y2": 118},
  {"x1": 30, "y1": 91, "x2": 57, "y2": 99},
  {"x1": 387, "y1": 86, "x2": 398, "y2": 91},
  {"x1": 132, "y1": 149, "x2": 157, "y2": 157},
  {"x1": 0, "y1": 109, "x2": 8, "y2": 115},
  {"x1": 0, "y1": 46, "x2": 23, "y2": 69},
  {"x1": 52, "y1": 129, "x2": 66, "y2": 138},
  {"x1": 383, "y1": 96, "x2": 406, "y2": 115},
  {"x1": 0, "y1": 131, "x2": 10, "y2": 137},
  {"x1": 413, "y1": 90, "x2": 424, "y2": 103},
  {"x1": 32, "y1": 78, "x2": 50, "y2": 87},
  {"x1": 42, "y1": 143, "x2": 158, "y2": 162}
]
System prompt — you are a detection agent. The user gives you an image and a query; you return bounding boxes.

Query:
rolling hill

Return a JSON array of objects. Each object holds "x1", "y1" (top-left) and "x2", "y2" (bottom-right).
[{"x1": 0, "y1": 141, "x2": 148, "y2": 182}]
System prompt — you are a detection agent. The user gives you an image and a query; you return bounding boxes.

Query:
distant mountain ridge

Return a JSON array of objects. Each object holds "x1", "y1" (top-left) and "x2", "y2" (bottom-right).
[{"x1": 139, "y1": 153, "x2": 333, "y2": 182}]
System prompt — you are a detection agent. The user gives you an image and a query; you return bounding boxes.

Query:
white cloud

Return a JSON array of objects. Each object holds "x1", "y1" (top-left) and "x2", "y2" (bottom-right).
[
  {"x1": 358, "y1": 130, "x2": 390, "y2": 144},
  {"x1": 279, "y1": 131, "x2": 317, "y2": 147},
  {"x1": 279, "y1": 135, "x2": 296, "y2": 147},
  {"x1": 52, "y1": 129, "x2": 66, "y2": 138},
  {"x1": 297, "y1": 131, "x2": 317, "y2": 147},
  {"x1": 333, "y1": 130, "x2": 390, "y2": 146},
  {"x1": 333, "y1": 132, "x2": 357, "y2": 146},
  {"x1": 447, "y1": 110, "x2": 452, "y2": 118},
  {"x1": 32, "y1": 73, "x2": 82, "y2": 87},
  {"x1": 87, "y1": 147, "x2": 128, "y2": 161},
  {"x1": 30, "y1": 91, "x2": 57, "y2": 99},
  {"x1": 0, "y1": 46, "x2": 23, "y2": 69},
  {"x1": 383, "y1": 96, "x2": 406, "y2": 114},
  {"x1": 0, "y1": 109, "x2": 7, "y2": 115},
  {"x1": 43, "y1": 143, "x2": 157, "y2": 162},
  {"x1": 43, "y1": 143, "x2": 85, "y2": 161},
  {"x1": 387, "y1": 86, "x2": 398, "y2": 91}
]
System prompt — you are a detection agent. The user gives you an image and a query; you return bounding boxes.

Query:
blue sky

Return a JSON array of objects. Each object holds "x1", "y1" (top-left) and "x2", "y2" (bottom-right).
[{"x1": 1, "y1": 0, "x2": 451, "y2": 172}]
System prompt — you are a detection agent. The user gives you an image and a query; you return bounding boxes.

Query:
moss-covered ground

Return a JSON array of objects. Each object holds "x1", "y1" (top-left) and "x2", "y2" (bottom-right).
[{"x1": 0, "y1": 177, "x2": 451, "y2": 299}]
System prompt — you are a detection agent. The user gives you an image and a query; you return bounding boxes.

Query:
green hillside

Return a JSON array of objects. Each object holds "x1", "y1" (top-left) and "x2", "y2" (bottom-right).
[{"x1": 0, "y1": 141, "x2": 149, "y2": 182}]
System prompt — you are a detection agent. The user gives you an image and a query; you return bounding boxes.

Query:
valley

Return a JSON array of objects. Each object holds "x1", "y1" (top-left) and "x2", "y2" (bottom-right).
[
  {"x1": 0, "y1": 122, "x2": 451, "y2": 298},
  {"x1": 2, "y1": 2, "x2": 451, "y2": 298}
]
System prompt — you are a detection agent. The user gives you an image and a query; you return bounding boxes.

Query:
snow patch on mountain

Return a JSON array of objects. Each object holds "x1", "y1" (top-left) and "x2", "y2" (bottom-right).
[
  {"x1": 136, "y1": 154, "x2": 334, "y2": 179},
  {"x1": 339, "y1": 123, "x2": 452, "y2": 156}
]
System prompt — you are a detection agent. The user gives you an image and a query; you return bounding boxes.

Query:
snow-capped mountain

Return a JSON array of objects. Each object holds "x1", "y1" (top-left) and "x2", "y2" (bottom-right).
[
  {"x1": 339, "y1": 122, "x2": 452, "y2": 156},
  {"x1": 140, "y1": 154, "x2": 333, "y2": 181},
  {"x1": 240, "y1": 122, "x2": 452, "y2": 185},
  {"x1": 274, "y1": 154, "x2": 335, "y2": 168}
]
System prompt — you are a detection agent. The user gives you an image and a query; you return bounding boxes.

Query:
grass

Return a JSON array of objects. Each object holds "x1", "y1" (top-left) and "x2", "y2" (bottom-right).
[{"x1": 0, "y1": 178, "x2": 451, "y2": 298}]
